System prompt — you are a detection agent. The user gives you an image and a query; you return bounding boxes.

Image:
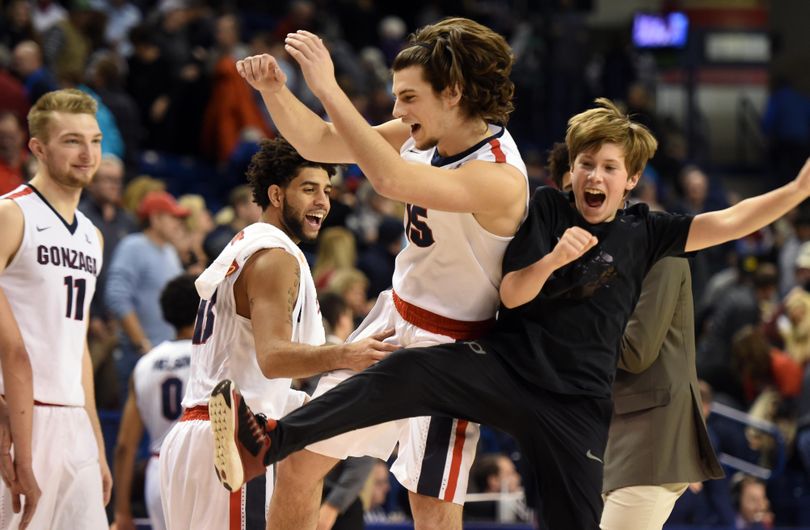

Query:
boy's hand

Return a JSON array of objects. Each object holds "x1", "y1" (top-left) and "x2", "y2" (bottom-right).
[
  {"x1": 284, "y1": 31, "x2": 340, "y2": 100},
  {"x1": 550, "y1": 227, "x2": 598, "y2": 268},
  {"x1": 236, "y1": 54, "x2": 288, "y2": 93}
]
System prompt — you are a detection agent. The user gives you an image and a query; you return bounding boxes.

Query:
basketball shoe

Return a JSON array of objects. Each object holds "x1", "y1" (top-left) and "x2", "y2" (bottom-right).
[{"x1": 209, "y1": 379, "x2": 275, "y2": 491}]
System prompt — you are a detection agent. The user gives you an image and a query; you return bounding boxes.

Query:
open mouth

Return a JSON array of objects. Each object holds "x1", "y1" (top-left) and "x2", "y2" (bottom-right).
[
  {"x1": 584, "y1": 188, "x2": 606, "y2": 208},
  {"x1": 410, "y1": 124, "x2": 421, "y2": 135},
  {"x1": 305, "y1": 213, "x2": 324, "y2": 229}
]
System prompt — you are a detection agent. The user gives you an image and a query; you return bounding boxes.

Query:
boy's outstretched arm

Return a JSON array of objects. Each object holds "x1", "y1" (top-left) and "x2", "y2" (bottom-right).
[
  {"x1": 686, "y1": 158, "x2": 810, "y2": 252},
  {"x1": 500, "y1": 227, "x2": 598, "y2": 308}
]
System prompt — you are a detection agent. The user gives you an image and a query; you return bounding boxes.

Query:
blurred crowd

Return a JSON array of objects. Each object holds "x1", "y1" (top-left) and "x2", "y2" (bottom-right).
[{"x1": 3, "y1": 0, "x2": 810, "y2": 528}]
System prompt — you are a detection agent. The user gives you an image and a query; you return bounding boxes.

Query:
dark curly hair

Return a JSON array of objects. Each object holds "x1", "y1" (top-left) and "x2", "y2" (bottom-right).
[
  {"x1": 246, "y1": 137, "x2": 339, "y2": 210},
  {"x1": 392, "y1": 17, "x2": 515, "y2": 126},
  {"x1": 547, "y1": 142, "x2": 570, "y2": 190},
  {"x1": 160, "y1": 274, "x2": 200, "y2": 331}
]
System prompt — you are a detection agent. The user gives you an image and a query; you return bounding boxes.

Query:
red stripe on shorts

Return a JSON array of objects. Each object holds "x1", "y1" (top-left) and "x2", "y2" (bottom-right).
[
  {"x1": 489, "y1": 139, "x2": 506, "y2": 163},
  {"x1": 442, "y1": 419, "x2": 469, "y2": 502},
  {"x1": 229, "y1": 489, "x2": 242, "y2": 530}
]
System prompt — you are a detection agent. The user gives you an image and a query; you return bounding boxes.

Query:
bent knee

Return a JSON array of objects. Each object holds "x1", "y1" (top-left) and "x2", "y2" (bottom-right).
[{"x1": 276, "y1": 449, "x2": 338, "y2": 485}]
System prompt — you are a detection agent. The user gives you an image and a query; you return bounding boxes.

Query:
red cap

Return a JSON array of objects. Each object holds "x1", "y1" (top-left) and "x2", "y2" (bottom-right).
[{"x1": 137, "y1": 191, "x2": 190, "y2": 220}]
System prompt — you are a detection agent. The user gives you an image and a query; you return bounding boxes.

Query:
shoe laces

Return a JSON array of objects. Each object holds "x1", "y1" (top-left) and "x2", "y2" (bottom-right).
[{"x1": 237, "y1": 402, "x2": 269, "y2": 455}]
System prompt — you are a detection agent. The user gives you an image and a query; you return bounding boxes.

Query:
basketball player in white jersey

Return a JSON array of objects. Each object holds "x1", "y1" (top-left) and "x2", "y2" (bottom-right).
[
  {"x1": 217, "y1": 17, "x2": 528, "y2": 530},
  {"x1": 0, "y1": 89, "x2": 111, "y2": 529},
  {"x1": 159, "y1": 138, "x2": 397, "y2": 529},
  {"x1": 112, "y1": 274, "x2": 199, "y2": 530}
]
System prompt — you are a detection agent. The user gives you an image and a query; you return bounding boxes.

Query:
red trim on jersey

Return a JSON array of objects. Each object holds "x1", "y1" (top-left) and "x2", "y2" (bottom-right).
[
  {"x1": 4, "y1": 187, "x2": 33, "y2": 200},
  {"x1": 229, "y1": 489, "x2": 242, "y2": 530},
  {"x1": 489, "y1": 139, "x2": 506, "y2": 163},
  {"x1": 442, "y1": 420, "x2": 469, "y2": 501},
  {"x1": 392, "y1": 291, "x2": 494, "y2": 341},
  {"x1": 179, "y1": 405, "x2": 210, "y2": 421}
]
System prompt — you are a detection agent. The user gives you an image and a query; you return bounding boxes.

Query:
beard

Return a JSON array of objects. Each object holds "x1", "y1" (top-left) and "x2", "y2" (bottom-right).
[
  {"x1": 46, "y1": 161, "x2": 94, "y2": 189},
  {"x1": 281, "y1": 200, "x2": 314, "y2": 243}
]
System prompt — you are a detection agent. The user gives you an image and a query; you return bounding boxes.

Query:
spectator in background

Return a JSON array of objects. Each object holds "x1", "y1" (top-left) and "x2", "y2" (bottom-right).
[
  {"x1": 358, "y1": 216, "x2": 404, "y2": 299},
  {"x1": 79, "y1": 154, "x2": 137, "y2": 407},
  {"x1": 732, "y1": 475, "x2": 773, "y2": 530},
  {"x1": 30, "y1": 0, "x2": 66, "y2": 35},
  {"x1": 327, "y1": 268, "x2": 371, "y2": 326},
  {"x1": 313, "y1": 226, "x2": 357, "y2": 290},
  {"x1": 126, "y1": 24, "x2": 173, "y2": 151},
  {"x1": 762, "y1": 76, "x2": 810, "y2": 188},
  {"x1": 0, "y1": 0, "x2": 39, "y2": 51},
  {"x1": 698, "y1": 262, "x2": 779, "y2": 407},
  {"x1": 177, "y1": 193, "x2": 214, "y2": 275},
  {"x1": 778, "y1": 206, "x2": 810, "y2": 296},
  {"x1": 363, "y1": 460, "x2": 402, "y2": 524},
  {"x1": 84, "y1": 51, "x2": 143, "y2": 171},
  {"x1": 121, "y1": 175, "x2": 166, "y2": 214},
  {"x1": 11, "y1": 40, "x2": 58, "y2": 104},
  {"x1": 0, "y1": 45, "x2": 29, "y2": 125},
  {"x1": 202, "y1": 184, "x2": 262, "y2": 260},
  {"x1": 466, "y1": 453, "x2": 527, "y2": 523},
  {"x1": 92, "y1": 0, "x2": 142, "y2": 57},
  {"x1": 105, "y1": 190, "x2": 187, "y2": 405},
  {"x1": 0, "y1": 111, "x2": 28, "y2": 195}
]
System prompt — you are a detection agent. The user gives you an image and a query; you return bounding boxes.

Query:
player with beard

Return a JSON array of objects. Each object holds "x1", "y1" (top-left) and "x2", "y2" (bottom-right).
[
  {"x1": 159, "y1": 137, "x2": 397, "y2": 529},
  {"x1": 0, "y1": 89, "x2": 110, "y2": 529}
]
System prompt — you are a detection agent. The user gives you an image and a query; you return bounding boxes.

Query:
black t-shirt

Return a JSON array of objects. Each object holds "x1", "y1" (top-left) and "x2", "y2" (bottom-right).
[{"x1": 484, "y1": 186, "x2": 694, "y2": 398}]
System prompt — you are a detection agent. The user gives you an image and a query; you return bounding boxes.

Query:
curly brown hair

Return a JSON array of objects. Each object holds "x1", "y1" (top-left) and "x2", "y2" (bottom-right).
[
  {"x1": 392, "y1": 17, "x2": 515, "y2": 126},
  {"x1": 547, "y1": 142, "x2": 570, "y2": 189},
  {"x1": 246, "y1": 137, "x2": 338, "y2": 210}
]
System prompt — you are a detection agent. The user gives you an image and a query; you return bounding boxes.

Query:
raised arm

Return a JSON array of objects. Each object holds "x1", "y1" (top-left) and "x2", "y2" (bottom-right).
[
  {"x1": 500, "y1": 227, "x2": 598, "y2": 308},
  {"x1": 237, "y1": 54, "x2": 409, "y2": 164},
  {"x1": 236, "y1": 248, "x2": 398, "y2": 379},
  {"x1": 686, "y1": 158, "x2": 810, "y2": 252},
  {"x1": 279, "y1": 32, "x2": 526, "y2": 216}
]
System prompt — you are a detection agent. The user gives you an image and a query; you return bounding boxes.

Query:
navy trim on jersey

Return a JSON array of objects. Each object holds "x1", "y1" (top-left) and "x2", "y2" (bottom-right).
[
  {"x1": 415, "y1": 416, "x2": 455, "y2": 497},
  {"x1": 430, "y1": 126, "x2": 505, "y2": 167},
  {"x1": 25, "y1": 184, "x2": 79, "y2": 235}
]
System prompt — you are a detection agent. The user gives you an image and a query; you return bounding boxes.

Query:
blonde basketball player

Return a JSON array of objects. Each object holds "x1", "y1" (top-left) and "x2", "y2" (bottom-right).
[
  {"x1": 217, "y1": 17, "x2": 528, "y2": 530},
  {"x1": 0, "y1": 89, "x2": 110, "y2": 529}
]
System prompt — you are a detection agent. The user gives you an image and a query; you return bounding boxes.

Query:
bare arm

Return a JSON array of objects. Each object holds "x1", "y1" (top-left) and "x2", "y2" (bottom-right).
[
  {"x1": 686, "y1": 158, "x2": 810, "y2": 252},
  {"x1": 238, "y1": 249, "x2": 397, "y2": 379},
  {"x1": 112, "y1": 380, "x2": 143, "y2": 530},
  {"x1": 500, "y1": 227, "x2": 598, "y2": 309},
  {"x1": 619, "y1": 258, "x2": 684, "y2": 373},
  {"x1": 279, "y1": 33, "x2": 526, "y2": 214},
  {"x1": 237, "y1": 54, "x2": 409, "y2": 164},
  {"x1": 0, "y1": 200, "x2": 40, "y2": 528}
]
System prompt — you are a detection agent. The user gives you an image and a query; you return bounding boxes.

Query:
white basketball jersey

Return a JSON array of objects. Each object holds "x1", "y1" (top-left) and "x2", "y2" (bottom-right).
[
  {"x1": 133, "y1": 339, "x2": 191, "y2": 454},
  {"x1": 0, "y1": 184, "x2": 101, "y2": 406},
  {"x1": 393, "y1": 125, "x2": 528, "y2": 321},
  {"x1": 183, "y1": 223, "x2": 324, "y2": 417}
]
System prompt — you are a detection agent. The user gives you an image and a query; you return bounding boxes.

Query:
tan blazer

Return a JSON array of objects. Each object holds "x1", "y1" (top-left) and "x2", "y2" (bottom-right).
[{"x1": 603, "y1": 257, "x2": 724, "y2": 492}]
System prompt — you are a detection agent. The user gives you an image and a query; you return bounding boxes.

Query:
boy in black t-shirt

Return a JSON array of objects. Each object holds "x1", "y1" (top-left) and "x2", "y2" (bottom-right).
[{"x1": 210, "y1": 99, "x2": 810, "y2": 529}]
